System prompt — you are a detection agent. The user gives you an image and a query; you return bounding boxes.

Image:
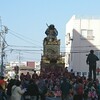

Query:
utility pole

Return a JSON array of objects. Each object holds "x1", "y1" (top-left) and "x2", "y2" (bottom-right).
[
  {"x1": 18, "y1": 51, "x2": 21, "y2": 67},
  {"x1": 0, "y1": 17, "x2": 8, "y2": 76}
]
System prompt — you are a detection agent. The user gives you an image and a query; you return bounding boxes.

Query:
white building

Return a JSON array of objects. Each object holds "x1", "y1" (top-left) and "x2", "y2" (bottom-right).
[
  {"x1": 65, "y1": 15, "x2": 100, "y2": 76},
  {"x1": 34, "y1": 61, "x2": 40, "y2": 70},
  {"x1": 6, "y1": 61, "x2": 41, "y2": 78},
  {"x1": 9, "y1": 61, "x2": 27, "y2": 67}
]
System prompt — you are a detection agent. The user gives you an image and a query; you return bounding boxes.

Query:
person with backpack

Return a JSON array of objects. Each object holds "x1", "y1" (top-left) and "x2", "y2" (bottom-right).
[
  {"x1": 26, "y1": 79, "x2": 39, "y2": 100},
  {"x1": 60, "y1": 77, "x2": 72, "y2": 100}
]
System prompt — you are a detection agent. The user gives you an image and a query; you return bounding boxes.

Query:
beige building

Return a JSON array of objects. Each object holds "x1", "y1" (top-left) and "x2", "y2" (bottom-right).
[
  {"x1": 65, "y1": 15, "x2": 100, "y2": 77},
  {"x1": 6, "y1": 61, "x2": 40, "y2": 78}
]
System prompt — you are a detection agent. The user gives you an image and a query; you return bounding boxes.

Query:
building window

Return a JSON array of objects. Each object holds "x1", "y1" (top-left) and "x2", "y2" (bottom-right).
[
  {"x1": 95, "y1": 51, "x2": 100, "y2": 59},
  {"x1": 68, "y1": 54, "x2": 70, "y2": 64},
  {"x1": 81, "y1": 29, "x2": 94, "y2": 40},
  {"x1": 81, "y1": 29, "x2": 87, "y2": 38},
  {"x1": 77, "y1": 72, "x2": 81, "y2": 76},
  {"x1": 82, "y1": 72, "x2": 87, "y2": 76},
  {"x1": 66, "y1": 33, "x2": 70, "y2": 45}
]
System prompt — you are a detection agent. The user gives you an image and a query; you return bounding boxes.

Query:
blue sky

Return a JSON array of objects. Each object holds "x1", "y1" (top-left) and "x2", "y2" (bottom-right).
[{"x1": 0, "y1": 0, "x2": 100, "y2": 62}]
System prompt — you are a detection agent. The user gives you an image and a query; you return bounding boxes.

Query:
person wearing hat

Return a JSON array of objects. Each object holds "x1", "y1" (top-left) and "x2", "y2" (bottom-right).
[{"x1": 86, "y1": 50, "x2": 99, "y2": 81}]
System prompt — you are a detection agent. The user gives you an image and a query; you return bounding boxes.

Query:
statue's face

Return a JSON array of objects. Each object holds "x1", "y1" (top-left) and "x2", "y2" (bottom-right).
[{"x1": 49, "y1": 25, "x2": 54, "y2": 29}]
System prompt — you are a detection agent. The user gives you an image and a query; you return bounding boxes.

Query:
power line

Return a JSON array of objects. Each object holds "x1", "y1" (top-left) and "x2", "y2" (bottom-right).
[
  {"x1": 8, "y1": 31, "x2": 41, "y2": 47},
  {"x1": 5, "y1": 48, "x2": 43, "y2": 52},
  {"x1": 8, "y1": 29, "x2": 42, "y2": 48},
  {"x1": 8, "y1": 44, "x2": 42, "y2": 48},
  {"x1": 64, "y1": 49, "x2": 100, "y2": 54},
  {"x1": 65, "y1": 45, "x2": 100, "y2": 48}
]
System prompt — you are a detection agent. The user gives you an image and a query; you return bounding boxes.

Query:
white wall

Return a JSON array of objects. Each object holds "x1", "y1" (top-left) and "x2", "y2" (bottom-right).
[{"x1": 65, "y1": 16, "x2": 100, "y2": 76}]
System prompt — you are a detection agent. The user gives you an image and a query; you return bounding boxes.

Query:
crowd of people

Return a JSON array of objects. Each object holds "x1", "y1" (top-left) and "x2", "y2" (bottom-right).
[{"x1": 0, "y1": 68, "x2": 100, "y2": 100}]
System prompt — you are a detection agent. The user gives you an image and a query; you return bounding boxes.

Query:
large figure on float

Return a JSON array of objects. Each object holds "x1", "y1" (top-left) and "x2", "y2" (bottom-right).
[{"x1": 45, "y1": 24, "x2": 58, "y2": 42}]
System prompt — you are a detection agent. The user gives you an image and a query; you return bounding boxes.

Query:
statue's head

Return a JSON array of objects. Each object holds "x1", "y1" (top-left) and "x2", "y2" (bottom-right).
[
  {"x1": 90, "y1": 50, "x2": 94, "y2": 54},
  {"x1": 49, "y1": 24, "x2": 55, "y2": 29}
]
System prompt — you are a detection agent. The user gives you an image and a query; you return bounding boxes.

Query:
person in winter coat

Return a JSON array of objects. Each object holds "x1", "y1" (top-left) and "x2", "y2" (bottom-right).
[{"x1": 11, "y1": 80, "x2": 26, "y2": 100}]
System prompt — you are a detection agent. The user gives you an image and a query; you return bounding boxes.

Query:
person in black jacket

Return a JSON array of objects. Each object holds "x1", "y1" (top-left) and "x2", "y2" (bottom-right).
[
  {"x1": 37, "y1": 77, "x2": 48, "y2": 100},
  {"x1": 6, "y1": 79, "x2": 15, "y2": 100},
  {"x1": 60, "y1": 78, "x2": 71, "y2": 100},
  {"x1": 26, "y1": 79, "x2": 39, "y2": 100},
  {"x1": 86, "y1": 50, "x2": 99, "y2": 81}
]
